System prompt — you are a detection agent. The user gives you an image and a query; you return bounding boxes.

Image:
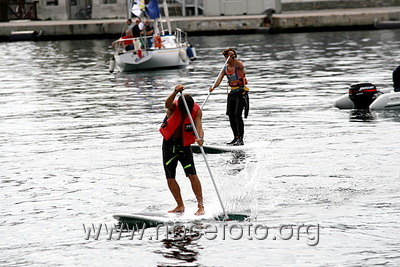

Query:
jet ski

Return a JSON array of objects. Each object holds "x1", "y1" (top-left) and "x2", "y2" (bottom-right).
[{"x1": 334, "y1": 83, "x2": 400, "y2": 110}]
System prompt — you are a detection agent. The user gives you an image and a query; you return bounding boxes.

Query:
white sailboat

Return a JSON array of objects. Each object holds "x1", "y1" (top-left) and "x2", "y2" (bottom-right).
[{"x1": 109, "y1": 0, "x2": 196, "y2": 73}]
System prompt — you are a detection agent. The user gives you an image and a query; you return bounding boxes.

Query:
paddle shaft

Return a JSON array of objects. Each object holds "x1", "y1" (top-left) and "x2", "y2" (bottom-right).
[
  {"x1": 180, "y1": 92, "x2": 229, "y2": 220},
  {"x1": 201, "y1": 56, "x2": 231, "y2": 109}
]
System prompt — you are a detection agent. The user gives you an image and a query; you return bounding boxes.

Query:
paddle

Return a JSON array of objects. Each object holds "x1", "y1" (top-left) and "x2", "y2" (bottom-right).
[
  {"x1": 180, "y1": 92, "x2": 229, "y2": 221},
  {"x1": 201, "y1": 55, "x2": 231, "y2": 109}
]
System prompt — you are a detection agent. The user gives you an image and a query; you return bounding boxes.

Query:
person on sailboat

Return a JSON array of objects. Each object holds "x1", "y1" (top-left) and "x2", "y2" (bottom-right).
[
  {"x1": 126, "y1": 17, "x2": 144, "y2": 33},
  {"x1": 209, "y1": 48, "x2": 250, "y2": 146},
  {"x1": 140, "y1": 19, "x2": 155, "y2": 48},
  {"x1": 126, "y1": 19, "x2": 134, "y2": 32},
  {"x1": 131, "y1": 18, "x2": 142, "y2": 38},
  {"x1": 112, "y1": 29, "x2": 134, "y2": 51},
  {"x1": 160, "y1": 84, "x2": 205, "y2": 216},
  {"x1": 121, "y1": 29, "x2": 135, "y2": 51}
]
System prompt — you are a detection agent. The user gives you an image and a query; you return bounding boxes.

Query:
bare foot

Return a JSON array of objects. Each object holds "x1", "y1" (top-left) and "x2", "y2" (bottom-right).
[
  {"x1": 168, "y1": 206, "x2": 185, "y2": 213},
  {"x1": 195, "y1": 205, "x2": 205, "y2": 215}
]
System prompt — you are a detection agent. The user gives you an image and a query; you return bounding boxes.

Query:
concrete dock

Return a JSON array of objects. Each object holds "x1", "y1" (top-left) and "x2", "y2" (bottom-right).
[
  {"x1": 1, "y1": 6, "x2": 400, "y2": 41},
  {"x1": 272, "y1": 7, "x2": 400, "y2": 32}
]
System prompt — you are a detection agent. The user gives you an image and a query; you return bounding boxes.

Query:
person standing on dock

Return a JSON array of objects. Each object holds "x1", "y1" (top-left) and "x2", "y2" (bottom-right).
[
  {"x1": 160, "y1": 84, "x2": 205, "y2": 215},
  {"x1": 209, "y1": 48, "x2": 249, "y2": 146}
]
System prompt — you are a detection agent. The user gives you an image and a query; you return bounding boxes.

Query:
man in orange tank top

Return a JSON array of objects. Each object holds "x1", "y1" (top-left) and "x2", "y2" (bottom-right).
[
  {"x1": 209, "y1": 48, "x2": 249, "y2": 146},
  {"x1": 160, "y1": 84, "x2": 205, "y2": 215}
]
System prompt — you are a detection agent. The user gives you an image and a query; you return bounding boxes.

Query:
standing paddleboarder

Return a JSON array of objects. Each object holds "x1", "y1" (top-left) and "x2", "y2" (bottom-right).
[
  {"x1": 209, "y1": 48, "x2": 249, "y2": 146},
  {"x1": 160, "y1": 84, "x2": 205, "y2": 215},
  {"x1": 393, "y1": 64, "x2": 400, "y2": 92}
]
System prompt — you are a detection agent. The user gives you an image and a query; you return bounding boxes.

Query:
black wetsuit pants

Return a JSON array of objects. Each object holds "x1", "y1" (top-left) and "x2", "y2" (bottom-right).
[
  {"x1": 162, "y1": 138, "x2": 196, "y2": 179},
  {"x1": 226, "y1": 91, "x2": 246, "y2": 138},
  {"x1": 393, "y1": 65, "x2": 400, "y2": 92}
]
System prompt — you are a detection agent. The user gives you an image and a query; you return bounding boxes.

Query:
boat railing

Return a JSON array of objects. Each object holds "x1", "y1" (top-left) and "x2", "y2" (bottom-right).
[
  {"x1": 113, "y1": 35, "x2": 156, "y2": 52},
  {"x1": 112, "y1": 30, "x2": 189, "y2": 53},
  {"x1": 175, "y1": 28, "x2": 188, "y2": 47}
]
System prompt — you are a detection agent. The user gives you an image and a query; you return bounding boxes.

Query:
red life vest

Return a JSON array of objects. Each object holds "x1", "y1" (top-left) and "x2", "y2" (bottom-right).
[{"x1": 160, "y1": 100, "x2": 200, "y2": 147}]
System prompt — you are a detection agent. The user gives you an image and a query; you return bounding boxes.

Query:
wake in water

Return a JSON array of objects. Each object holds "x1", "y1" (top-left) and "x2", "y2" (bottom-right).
[{"x1": 210, "y1": 143, "x2": 270, "y2": 219}]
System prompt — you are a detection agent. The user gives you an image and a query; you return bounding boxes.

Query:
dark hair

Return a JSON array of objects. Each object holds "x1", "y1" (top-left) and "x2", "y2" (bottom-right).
[
  {"x1": 178, "y1": 94, "x2": 194, "y2": 115},
  {"x1": 222, "y1": 47, "x2": 237, "y2": 58}
]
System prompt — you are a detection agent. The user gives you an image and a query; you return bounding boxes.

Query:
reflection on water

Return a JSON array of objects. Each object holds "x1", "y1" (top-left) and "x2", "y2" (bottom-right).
[
  {"x1": 376, "y1": 109, "x2": 400, "y2": 122},
  {"x1": 227, "y1": 151, "x2": 248, "y2": 175},
  {"x1": 228, "y1": 151, "x2": 247, "y2": 165},
  {"x1": 349, "y1": 109, "x2": 376, "y2": 122},
  {"x1": 157, "y1": 224, "x2": 202, "y2": 266},
  {"x1": 115, "y1": 68, "x2": 191, "y2": 88}
]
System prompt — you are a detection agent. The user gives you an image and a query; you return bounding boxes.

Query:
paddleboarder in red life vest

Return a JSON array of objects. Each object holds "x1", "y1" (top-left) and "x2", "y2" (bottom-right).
[
  {"x1": 160, "y1": 84, "x2": 205, "y2": 215},
  {"x1": 209, "y1": 48, "x2": 249, "y2": 146}
]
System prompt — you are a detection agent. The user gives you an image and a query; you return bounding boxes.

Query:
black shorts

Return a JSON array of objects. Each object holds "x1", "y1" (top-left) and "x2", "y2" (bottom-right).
[{"x1": 162, "y1": 138, "x2": 196, "y2": 179}]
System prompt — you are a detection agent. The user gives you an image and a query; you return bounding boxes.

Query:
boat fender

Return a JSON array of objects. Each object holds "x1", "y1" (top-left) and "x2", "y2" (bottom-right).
[
  {"x1": 134, "y1": 39, "x2": 141, "y2": 51},
  {"x1": 179, "y1": 49, "x2": 187, "y2": 62},
  {"x1": 186, "y1": 46, "x2": 197, "y2": 61},
  {"x1": 109, "y1": 56, "x2": 115, "y2": 73},
  {"x1": 154, "y1": 35, "x2": 162, "y2": 49}
]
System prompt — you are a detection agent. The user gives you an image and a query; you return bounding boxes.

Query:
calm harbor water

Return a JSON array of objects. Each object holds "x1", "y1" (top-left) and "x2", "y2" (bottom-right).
[{"x1": 1, "y1": 29, "x2": 400, "y2": 266}]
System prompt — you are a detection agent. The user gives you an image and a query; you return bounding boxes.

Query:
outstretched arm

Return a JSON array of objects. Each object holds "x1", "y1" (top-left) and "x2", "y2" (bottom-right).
[{"x1": 209, "y1": 71, "x2": 225, "y2": 92}]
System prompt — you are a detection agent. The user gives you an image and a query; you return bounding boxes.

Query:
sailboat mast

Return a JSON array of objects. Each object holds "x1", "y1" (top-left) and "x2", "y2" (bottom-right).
[
  {"x1": 127, "y1": 0, "x2": 132, "y2": 18},
  {"x1": 162, "y1": 0, "x2": 172, "y2": 34},
  {"x1": 158, "y1": 14, "x2": 165, "y2": 35}
]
